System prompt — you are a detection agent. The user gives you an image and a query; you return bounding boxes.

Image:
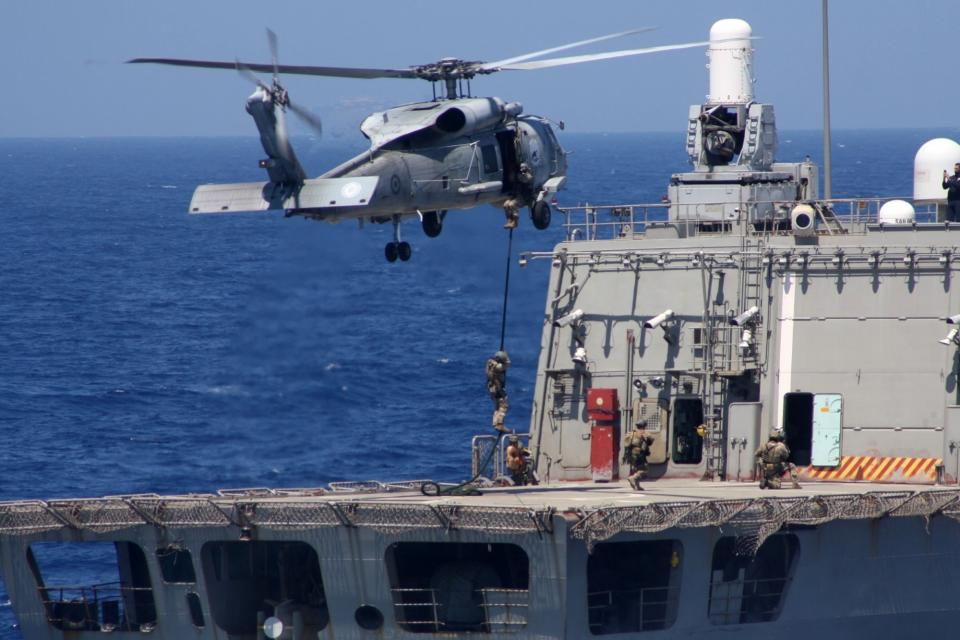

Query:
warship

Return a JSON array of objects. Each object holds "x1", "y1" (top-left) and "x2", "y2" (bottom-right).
[{"x1": 6, "y1": 16, "x2": 960, "y2": 640}]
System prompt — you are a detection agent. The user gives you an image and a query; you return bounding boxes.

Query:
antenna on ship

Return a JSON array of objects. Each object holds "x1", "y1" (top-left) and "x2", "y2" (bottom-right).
[{"x1": 822, "y1": 0, "x2": 833, "y2": 199}]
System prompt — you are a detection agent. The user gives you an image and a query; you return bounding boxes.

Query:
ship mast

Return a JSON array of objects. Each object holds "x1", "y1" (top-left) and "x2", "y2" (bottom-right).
[{"x1": 822, "y1": 0, "x2": 833, "y2": 199}]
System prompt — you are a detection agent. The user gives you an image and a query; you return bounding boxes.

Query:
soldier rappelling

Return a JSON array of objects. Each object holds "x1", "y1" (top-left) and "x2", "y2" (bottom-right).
[{"x1": 486, "y1": 350, "x2": 511, "y2": 433}]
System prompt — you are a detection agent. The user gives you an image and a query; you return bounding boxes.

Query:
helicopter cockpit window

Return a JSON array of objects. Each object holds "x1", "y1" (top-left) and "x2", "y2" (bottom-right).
[{"x1": 481, "y1": 145, "x2": 500, "y2": 175}]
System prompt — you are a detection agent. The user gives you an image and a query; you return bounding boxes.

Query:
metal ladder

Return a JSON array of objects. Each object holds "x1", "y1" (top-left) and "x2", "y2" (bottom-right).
[
  {"x1": 701, "y1": 266, "x2": 730, "y2": 481},
  {"x1": 812, "y1": 201, "x2": 846, "y2": 235},
  {"x1": 738, "y1": 244, "x2": 766, "y2": 371},
  {"x1": 702, "y1": 369, "x2": 728, "y2": 480}
]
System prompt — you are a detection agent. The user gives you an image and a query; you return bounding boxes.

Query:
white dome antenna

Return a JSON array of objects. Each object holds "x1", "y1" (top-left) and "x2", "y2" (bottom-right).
[
  {"x1": 706, "y1": 19, "x2": 754, "y2": 105},
  {"x1": 914, "y1": 138, "x2": 960, "y2": 203}
]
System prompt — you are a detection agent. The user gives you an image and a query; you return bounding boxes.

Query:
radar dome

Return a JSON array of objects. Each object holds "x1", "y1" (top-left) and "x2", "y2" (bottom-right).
[
  {"x1": 878, "y1": 199, "x2": 916, "y2": 225},
  {"x1": 706, "y1": 19, "x2": 753, "y2": 105},
  {"x1": 914, "y1": 138, "x2": 960, "y2": 202}
]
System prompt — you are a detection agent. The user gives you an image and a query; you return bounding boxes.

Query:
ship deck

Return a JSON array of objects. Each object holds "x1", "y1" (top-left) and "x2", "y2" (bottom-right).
[
  {"x1": 3, "y1": 479, "x2": 959, "y2": 553},
  {"x1": 346, "y1": 478, "x2": 947, "y2": 509}
]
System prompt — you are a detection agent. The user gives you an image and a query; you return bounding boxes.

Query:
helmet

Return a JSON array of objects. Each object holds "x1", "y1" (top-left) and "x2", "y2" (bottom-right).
[
  {"x1": 770, "y1": 429, "x2": 785, "y2": 442},
  {"x1": 635, "y1": 419, "x2": 648, "y2": 429},
  {"x1": 494, "y1": 350, "x2": 510, "y2": 364}
]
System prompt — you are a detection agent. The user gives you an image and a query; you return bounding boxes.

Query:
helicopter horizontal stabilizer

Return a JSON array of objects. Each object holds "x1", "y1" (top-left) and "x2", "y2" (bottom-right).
[{"x1": 189, "y1": 176, "x2": 380, "y2": 214}]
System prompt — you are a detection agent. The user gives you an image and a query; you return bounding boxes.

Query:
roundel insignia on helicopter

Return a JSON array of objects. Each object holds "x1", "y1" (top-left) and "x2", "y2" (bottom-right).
[
  {"x1": 341, "y1": 181, "x2": 363, "y2": 199},
  {"x1": 390, "y1": 174, "x2": 402, "y2": 194}
]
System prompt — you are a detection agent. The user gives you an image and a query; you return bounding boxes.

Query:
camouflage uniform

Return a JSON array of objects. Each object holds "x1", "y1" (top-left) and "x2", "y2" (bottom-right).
[
  {"x1": 486, "y1": 351, "x2": 510, "y2": 432},
  {"x1": 622, "y1": 423, "x2": 654, "y2": 490},
  {"x1": 502, "y1": 198, "x2": 521, "y2": 229},
  {"x1": 754, "y1": 432, "x2": 800, "y2": 489}
]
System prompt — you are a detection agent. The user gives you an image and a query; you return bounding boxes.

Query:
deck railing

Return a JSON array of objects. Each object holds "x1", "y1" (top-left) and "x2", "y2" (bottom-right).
[
  {"x1": 707, "y1": 575, "x2": 793, "y2": 625},
  {"x1": 391, "y1": 587, "x2": 529, "y2": 633},
  {"x1": 40, "y1": 582, "x2": 155, "y2": 632},
  {"x1": 587, "y1": 585, "x2": 680, "y2": 633},
  {"x1": 557, "y1": 198, "x2": 942, "y2": 241}
]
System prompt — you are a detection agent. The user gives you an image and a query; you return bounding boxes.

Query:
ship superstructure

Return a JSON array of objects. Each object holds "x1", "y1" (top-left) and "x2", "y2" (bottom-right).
[{"x1": 5, "y1": 17, "x2": 960, "y2": 640}]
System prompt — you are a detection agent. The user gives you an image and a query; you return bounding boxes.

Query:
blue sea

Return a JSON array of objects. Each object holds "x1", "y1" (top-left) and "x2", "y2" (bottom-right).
[{"x1": 0, "y1": 128, "x2": 951, "y2": 637}]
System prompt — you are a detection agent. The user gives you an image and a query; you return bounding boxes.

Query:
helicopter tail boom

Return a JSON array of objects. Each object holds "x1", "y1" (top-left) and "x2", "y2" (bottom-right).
[{"x1": 188, "y1": 176, "x2": 380, "y2": 214}]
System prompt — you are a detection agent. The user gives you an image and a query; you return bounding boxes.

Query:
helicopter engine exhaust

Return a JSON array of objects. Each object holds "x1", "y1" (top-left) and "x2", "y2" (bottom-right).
[{"x1": 432, "y1": 98, "x2": 523, "y2": 136}]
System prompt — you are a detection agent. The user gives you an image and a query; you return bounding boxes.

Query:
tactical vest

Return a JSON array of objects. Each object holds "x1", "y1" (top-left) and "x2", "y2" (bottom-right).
[{"x1": 761, "y1": 442, "x2": 784, "y2": 465}]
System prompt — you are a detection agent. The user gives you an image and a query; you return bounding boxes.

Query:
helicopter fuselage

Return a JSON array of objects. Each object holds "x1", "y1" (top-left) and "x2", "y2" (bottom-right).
[{"x1": 300, "y1": 98, "x2": 567, "y2": 224}]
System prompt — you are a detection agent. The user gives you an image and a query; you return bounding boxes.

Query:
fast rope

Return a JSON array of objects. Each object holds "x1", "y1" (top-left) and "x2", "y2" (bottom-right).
[
  {"x1": 499, "y1": 227, "x2": 514, "y2": 351},
  {"x1": 421, "y1": 228, "x2": 516, "y2": 497},
  {"x1": 420, "y1": 431, "x2": 506, "y2": 497}
]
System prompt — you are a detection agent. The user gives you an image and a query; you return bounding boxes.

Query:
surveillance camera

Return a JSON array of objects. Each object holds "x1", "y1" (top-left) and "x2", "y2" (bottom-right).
[
  {"x1": 940, "y1": 327, "x2": 960, "y2": 346},
  {"x1": 730, "y1": 305, "x2": 760, "y2": 326},
  {"x1": 553, "y1": 308, "x2": 584, "y2": 328},
  {"x1": 949, "y1": 315, "x2": 960, "y2": 325},
  {"x1": 644, "y1": 309, "x2": 674, "y2": 329}
]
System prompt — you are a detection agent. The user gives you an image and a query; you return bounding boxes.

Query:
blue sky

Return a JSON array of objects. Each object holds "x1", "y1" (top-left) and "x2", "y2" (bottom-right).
[{"x1": 3, "y1": 0, "x2": 956, "y2": 136}]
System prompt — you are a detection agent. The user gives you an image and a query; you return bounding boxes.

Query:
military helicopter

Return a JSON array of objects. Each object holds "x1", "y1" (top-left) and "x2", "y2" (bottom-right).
[{"x1": 130, "y1": 29, "x2": 713, "y2": 262}]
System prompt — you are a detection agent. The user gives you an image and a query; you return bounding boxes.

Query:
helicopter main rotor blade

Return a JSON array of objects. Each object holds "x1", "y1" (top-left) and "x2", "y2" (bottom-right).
[
  {"x1": 479, "y1": 27, "x2": 657, "y2": 70},
  {"x1": 267, "y1": 28, "x2": 280, "y2": 83},
  {"x1": 288, "y1": 100, "x2": 323, "y2": 138},
  {"x1": 235, "y1": 60, "x2": 270, "y2": 91},
  {"x1": 495, "y1": 40, "x2": 714, "y2": 70},
  {"x1": 127, "y1": 58, "x2": 419, "y2": 80}
]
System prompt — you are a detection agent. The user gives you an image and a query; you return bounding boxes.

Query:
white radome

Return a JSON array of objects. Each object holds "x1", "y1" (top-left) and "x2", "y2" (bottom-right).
[
  {"x1": 878, "y1": 199, "x2": 916, "y2": 225},
  {"x1": 706, "y1": 18, "x2": 754, "y2": 105},
  {"x1": 914, "y1": 138, "x2": 960, "y2": 202}
]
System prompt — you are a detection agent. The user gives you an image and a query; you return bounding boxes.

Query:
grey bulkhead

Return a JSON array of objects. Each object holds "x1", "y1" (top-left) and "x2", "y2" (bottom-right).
[{"x1": 528, "y1": 229, "x2": 960, "y2": 482}]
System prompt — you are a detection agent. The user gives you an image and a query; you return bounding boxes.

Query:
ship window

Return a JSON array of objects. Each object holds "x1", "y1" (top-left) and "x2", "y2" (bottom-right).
[
  {"x1": 708, "y1": 534, "x2": 799, "y2": 624},
  {"x1": 587, "y1": 539, "x2": 682, "y2": 634},
  {"x1": 186, "y1": 592, "x2": 205, "y2": 628},
  {"x1": 783, "y1": 393, "x2": 814, "y2": 466},
  {"x1": 386, "y1": 542, "x2": 529, "y2": 633},
  {"x1": 156, "y1": 545, "x2": 196, "y2": 583},
  {"x1": 27, "y1": 541, "x2": 157, "y2": 633},
  {"x1": 672, "y1": 397, "x2": 703, "y2": 464},
  {"x1": 201, "y1": 541, "x2": 329, "y2": 637},
  {"x1": 482, "y1": 144, "x2": 500, "y2": 174}
]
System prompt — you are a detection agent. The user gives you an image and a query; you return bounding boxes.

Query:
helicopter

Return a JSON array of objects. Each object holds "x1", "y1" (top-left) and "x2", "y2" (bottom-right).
[{"x1": 130, "y1": 29, "x2": 714, "y2": 262}]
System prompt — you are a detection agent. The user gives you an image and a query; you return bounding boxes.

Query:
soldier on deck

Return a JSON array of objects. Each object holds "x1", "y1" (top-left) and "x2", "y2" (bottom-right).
[
  {"x1": 622, "y1": 419, "x2": 655, "y2": 491},
  {"x1": 755, "y1": 430, "x2": 801, "y2": 489},
  {"x1": 486, "y1": 350, "x2": 511, "y2": 433},
  {"x1": 506, "y1": 435, "x2": 534, "y2": 486}
]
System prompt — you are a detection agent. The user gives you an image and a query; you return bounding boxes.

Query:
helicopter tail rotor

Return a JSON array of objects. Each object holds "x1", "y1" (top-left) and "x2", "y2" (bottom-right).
[
  {"x1": 234, "y1": 31, "x2": 323, "y2": 138},
  {"x1": 235, "y1": 30, "x2": 326, "y2": 185}
]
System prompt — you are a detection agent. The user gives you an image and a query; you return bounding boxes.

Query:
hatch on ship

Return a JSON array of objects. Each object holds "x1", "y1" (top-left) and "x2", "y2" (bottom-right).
[
  {"x1": 386, "y1": 541, "x2": 529, "y2": 633},
  {"x1": 27, "y1": 541, "x2": 157, "y2": 633},
  {"x1": 586, "y1": 539, "x2": 682, "y2": 634},
  {"x1": 200, "y1": 541, "x2": 329, "y2": 639}
]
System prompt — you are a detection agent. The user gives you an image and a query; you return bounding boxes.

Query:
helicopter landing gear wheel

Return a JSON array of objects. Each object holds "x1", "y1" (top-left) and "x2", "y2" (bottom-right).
[
  {"x1": 384, "y1": 214, "x2": 411, "y2": 262},
  {"x1": 422, "y1": 210, "x2": 444, "y2": 238},
  {"x1": 384, "y1": 242, "x2": 399, "y2": 262},
  {"x1": 531, "y1": 200, "x2": 551, "y2": 230}
]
